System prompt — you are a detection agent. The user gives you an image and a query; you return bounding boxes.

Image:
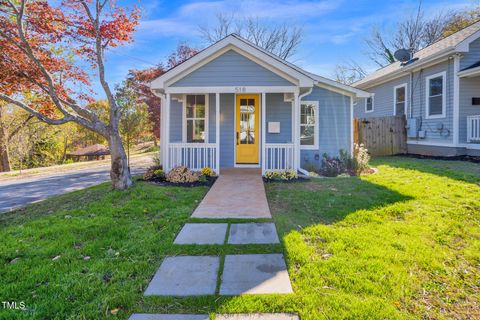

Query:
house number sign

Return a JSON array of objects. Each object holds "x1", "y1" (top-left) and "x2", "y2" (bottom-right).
[{"x1": 235, "y1": 87, "x2": 247, "y2": 93}]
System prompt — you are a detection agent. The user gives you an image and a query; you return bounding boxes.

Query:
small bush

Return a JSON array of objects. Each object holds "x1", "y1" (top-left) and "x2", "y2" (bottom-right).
[
  {"x1": 264, "y1": 170, "x2": 298, "y2": 181},
  {"x1": 201, "y1": 167, "x2": 215, "y2": 177},
  {"x1": 166, "y1": 166, "x2": 199, "y2": 183},
  {"x1": 144, "y1": 165, "x2": 163, "y2": 180},
  {"x1": 320, "y1": 154, "x2": 344, "y2": 177},
  {"x1": 153, "y1": 169, "x2": 165, "y2": 179},
  {"x1": 353, "y1": 143, "x2": 371, "y2": 175}
]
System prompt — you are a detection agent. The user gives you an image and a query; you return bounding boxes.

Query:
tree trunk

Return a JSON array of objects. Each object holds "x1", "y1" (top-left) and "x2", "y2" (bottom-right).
[
  {"x1": 108, "y1": 132, "x2": 132, "y2": 189},
  {"x1": 0, "y1": 107, "x2": 11, "y2": 172}
]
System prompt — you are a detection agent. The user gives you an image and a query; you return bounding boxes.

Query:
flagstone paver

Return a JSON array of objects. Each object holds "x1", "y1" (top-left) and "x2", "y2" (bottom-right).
[
  {"x1": 215, "y1": 314, "x2": 299, "y2": 320},
  {"x1": 144, "y1": 256, "x2": 219, "y2": 296},
  {"x1": 228, "y1": 223, "x2": 279, "y2": 244},
  {"x1": 129, "y1": 315, "x2": 209, "y2": 320},
  {"x1": 174, "y1": 223, "x2": 228, "y2": 245},
  {"x1": 192, "y1": 169, "x2": 271, "y2": 219},
  {"x1": 219, "y1": 254, "x2": 293, "y2": 295}
]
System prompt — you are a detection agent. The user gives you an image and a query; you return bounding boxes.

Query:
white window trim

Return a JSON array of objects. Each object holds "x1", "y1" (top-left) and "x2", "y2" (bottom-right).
[
  {"x1": 365, "y1": 95, "x2": 374, "y2": 113},
  {"x1": 425, "y1": 71, "x2": 447, "y2": 119},
  {"x1": 300, "y1": 100, "x2": 319, "y2": 150},
  {"x1": 393, "y1": 83, "x2": 408, "y2": 116},
  {"x1": 182, "y1": 94, "x2": 209, "y2": 143}
]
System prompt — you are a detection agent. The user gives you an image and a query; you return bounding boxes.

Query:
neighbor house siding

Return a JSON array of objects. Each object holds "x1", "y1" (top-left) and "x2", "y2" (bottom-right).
[
  {"x1": 170, "y1": 50, "x2": 294, "y2": 87},
  {"x1": 410, "y1": 60, "x2": 453, "y2": 143},
  {"x1": 355, "y1": 75, "x2": 410, "y2": 118},
  {"x1": 459, "y1": 77, "x2": 480, "y2": 143},
  {"x1": 219, "y1": 93, "x2": 235, "y2": 167},
  {"x1": 356, "y1": 60, "x2": 454, "y2": 144},
  {"x1": 265, "y1": 93, "x2": 292, "y2": 143},
  {"x1": 300, "y1": 86, "x2": 352, "y2": 170},
  {"x1": 460, "y1": 37, "x2": 480, "y2": 70}
]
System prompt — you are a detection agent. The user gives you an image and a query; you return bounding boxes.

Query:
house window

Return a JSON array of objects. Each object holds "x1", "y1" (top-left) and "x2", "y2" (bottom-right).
[
  {"x1": 365, "y1": 96, "x2": 374, "y2": 113},
  {"x1": 300, "y1": 101, "x2": 318, "y2": 149},
  {"x1": 426, "y1": 72, "x2": 446, "y2": 118},
  {"x1": 185, "y1": 95, "x2": 207, "y2": 143},
  {"x1": 394, "y1": 84, "x2": 407, "y2": 116}
]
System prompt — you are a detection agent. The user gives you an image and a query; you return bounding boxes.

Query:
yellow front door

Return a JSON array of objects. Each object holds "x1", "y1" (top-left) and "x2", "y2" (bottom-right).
[{"x1": 236, "y1": 94, "x2": 260, "y2": 164}]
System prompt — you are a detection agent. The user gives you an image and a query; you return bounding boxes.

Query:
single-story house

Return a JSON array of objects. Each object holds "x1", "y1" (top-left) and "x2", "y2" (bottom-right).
[
  {"x1": 353, "y1": 21, "x2": 480, "y2": 157},
  {"x1": 150, "y1": 34, "x2": 369, "y2": 175},
  {"x1": 68, "y1": 144, "x2": 110, "y2": 161}
]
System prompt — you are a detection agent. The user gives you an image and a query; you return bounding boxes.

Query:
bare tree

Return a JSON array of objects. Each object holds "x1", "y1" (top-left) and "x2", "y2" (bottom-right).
[
  {"x1": 199, "y1": 13, "x2": 302, "y2": 60},
  {"x1": 365, "y1": 1, "x2": 454, "y2": 67},
  {"x1": 333, "y1": 61, "x2": 367, "y2": 85}
]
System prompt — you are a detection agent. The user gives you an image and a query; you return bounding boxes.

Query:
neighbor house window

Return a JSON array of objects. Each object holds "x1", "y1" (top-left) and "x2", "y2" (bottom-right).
[
  {"x1": 394, "y1": 84, "x2": 407, "y2": 116},
  {"x1": 300, "y1": 101, "x2": 318, "y2": 149},
  {"x1": 365, "y1": 96, "x2": 374, "y2": 113},
  {"x1": 185, "y1": 95, "x2": 207, "y2": 143},
  {"x1": 426, "y1": 72, "x2": 446, "y2": 118}
]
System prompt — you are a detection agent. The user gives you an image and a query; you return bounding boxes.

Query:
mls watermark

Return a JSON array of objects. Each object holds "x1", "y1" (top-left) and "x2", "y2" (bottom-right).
[{"x1": 2, "y1": 301, "x2": 26, "y2": 310}]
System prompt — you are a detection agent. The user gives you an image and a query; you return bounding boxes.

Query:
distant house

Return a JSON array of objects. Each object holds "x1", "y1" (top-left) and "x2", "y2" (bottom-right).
[
  {"x1": 353, "y1": 21, "x2": 480, "y2": 157},
  {"x1": 69, "y1": 144, "x2": 110, "y2": 161},
  {"x1": 149, "y1": 34, "x2": 369, "y2": 175}
]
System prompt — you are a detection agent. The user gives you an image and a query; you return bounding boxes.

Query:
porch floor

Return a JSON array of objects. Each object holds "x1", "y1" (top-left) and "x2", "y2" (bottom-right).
[{"x1": 191, "y1": 168, "x2": 271, "y2": 219}]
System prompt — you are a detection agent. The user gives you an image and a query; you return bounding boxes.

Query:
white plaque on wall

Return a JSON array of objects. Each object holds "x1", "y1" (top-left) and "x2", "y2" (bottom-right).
[{"x1": 268, "y1": 122, "x2": 280, "y2": 133}]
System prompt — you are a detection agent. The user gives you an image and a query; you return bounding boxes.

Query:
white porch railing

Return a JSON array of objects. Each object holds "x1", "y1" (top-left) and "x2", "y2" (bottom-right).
[
  {"x1": 263, "y1": 143, "x2": 295, "y2": 174},
  {"x1": 167, "y1": 143, "x2": 219, "y2": 173},
  {"x1": 467, "y1": 115, "x2": 480, "y2": 143}
]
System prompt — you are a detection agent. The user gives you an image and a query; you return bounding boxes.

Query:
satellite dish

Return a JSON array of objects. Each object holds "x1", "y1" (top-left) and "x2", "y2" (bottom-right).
[{"x1": 394, "y1": 49, "x2": 411, "y2": 62}]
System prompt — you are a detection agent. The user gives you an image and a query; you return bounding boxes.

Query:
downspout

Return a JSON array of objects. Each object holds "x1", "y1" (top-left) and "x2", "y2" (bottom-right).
[
  {"x1": 409, "y1": 72, "x2": 414, "y2": 118},
  {"x1": 297, "y1": 87, "x2": 313, "y2": 176}
]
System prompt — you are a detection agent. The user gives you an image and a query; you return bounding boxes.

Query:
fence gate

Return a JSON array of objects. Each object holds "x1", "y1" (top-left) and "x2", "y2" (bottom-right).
[{"x1": 354, "y1": 116, "x2": 407, "y2": 156}]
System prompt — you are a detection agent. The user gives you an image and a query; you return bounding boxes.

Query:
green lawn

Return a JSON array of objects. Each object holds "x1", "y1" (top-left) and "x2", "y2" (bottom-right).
[{"x1": 1, "y1": 157, "x2": 479, "y2": 319}]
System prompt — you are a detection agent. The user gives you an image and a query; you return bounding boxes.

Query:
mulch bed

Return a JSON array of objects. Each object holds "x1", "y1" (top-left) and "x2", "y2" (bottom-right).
[
  {"x1": 263, "y1": 176, "x2": 310, "y2": 184},
  {"x1": 145, "y1": 176, "x2": 218, "y2": 188}
]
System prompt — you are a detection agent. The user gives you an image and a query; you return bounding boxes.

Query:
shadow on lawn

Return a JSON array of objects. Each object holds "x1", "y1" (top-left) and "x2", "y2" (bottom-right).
[
  {"x1": 375, "y1": 155, "x2": 480, "y2": 184},
  {"x1": 266, "y1": 176, "x2": 412, "y2": 228}
]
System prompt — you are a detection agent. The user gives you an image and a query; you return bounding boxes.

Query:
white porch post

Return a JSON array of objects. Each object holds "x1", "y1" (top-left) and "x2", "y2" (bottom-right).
[
  {"x1": 165, "y1": 93, "x2": 171, "y2": 171},
  {"x1": 261, "y1": 92, "x2": 266, "y2": 175},
  {"x1": 293, "y1": 91, "x2": 300, "y2": 171},
  {"x1": 215, "y1": 92, "x2": 220, "y2": 174}
]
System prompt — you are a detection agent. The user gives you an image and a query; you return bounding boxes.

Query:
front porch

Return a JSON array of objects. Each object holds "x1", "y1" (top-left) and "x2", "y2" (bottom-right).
[{"x1": 159, "y1": 89, "x2": 303, "y2": 175}]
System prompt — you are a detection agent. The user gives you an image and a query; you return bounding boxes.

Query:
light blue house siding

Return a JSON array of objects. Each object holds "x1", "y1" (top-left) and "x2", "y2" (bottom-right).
[
  {"x1": 169, "y1": 89, "x2": 351, "y2": 169},
  {"x1": 170, "y1": 50, "x2": 294, "y2": 87},
  {"x1": 460, "y1": 38, "x2": 480, "y2": 70},
  {"x1": 301, "y1": 87, "x2": 352, "y2": 170},
  {"x1": 355, "y1": 60, "x2": 454, "y2": 144}
]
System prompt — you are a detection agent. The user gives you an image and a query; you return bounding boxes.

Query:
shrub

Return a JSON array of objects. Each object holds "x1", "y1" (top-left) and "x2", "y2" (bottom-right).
[
  {"x1": 353, "y1": 143, "x2": 371, "y2": 175},
  {"x1": 201, "y1": 167, "x2": 215, "y2": 177},
  {"x1": 153, "y1": 169, "x2": 165, "y2": 179},
  {"x1": 166, "y1": 166, "x2": 199, "y2": 183},
  {"x1": 320, "y1": 153, "x2": 344, "y2": 177},
  {"x1": 144, "y1": 165, "x2": 163, "y2": 180},
  {"x1": 264, "y1": 170, "x2": 298, "y2": 181}
]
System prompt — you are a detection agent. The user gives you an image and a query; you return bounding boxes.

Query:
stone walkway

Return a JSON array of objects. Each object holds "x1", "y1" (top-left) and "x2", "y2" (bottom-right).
[
  {"x1": 192, "y1": 169, "x2": 271, "y2": 219},
  {"x1": 131, "y1": 170, "x2": 297, "y2": 320}
]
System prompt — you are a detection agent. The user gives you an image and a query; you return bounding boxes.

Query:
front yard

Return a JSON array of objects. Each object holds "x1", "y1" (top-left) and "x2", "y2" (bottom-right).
[{"x1": 1, "y1": 157, "x2": 479, "y2": 319}]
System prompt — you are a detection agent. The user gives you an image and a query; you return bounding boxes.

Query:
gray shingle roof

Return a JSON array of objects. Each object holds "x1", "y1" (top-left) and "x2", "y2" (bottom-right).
[{"x1": 354, "y1": 21, "x2": 480, "y2": 88}]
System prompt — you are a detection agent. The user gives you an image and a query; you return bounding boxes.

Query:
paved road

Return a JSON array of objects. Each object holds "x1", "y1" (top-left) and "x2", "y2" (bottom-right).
[{"x1": 0, "y1": 155, "x2": 153, "y2": 213}]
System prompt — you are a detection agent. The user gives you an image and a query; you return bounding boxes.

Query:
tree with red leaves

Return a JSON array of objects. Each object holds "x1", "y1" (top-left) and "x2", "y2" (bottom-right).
[
  {"x1": 0, "y1": 0, "x2": 140, "y2": 189},
  {"x1": 127, "y1": 43, "x2": 199, "y2": 143}
]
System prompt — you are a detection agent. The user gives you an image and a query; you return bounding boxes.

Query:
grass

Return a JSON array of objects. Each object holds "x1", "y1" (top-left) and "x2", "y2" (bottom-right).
[{"x1": 1, "y1": 157, "x2": 479, "y2": 319}]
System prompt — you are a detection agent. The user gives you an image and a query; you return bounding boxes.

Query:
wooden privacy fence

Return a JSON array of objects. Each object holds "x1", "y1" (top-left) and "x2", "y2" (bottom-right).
[{"x1": 354, "y1": 116, "x2": 407, "y2": 156}]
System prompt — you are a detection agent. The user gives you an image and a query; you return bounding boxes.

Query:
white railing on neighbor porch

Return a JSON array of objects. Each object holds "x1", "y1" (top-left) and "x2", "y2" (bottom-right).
[
  {"x1": 263, "y1": 143, "x2": 295, "y2": 174},
  {"x1": 467, "y1": 115, "x2": 480, "y2": 143},
  {"x1": 168, "y1": 143, "x2": 219, "y2": 173}
]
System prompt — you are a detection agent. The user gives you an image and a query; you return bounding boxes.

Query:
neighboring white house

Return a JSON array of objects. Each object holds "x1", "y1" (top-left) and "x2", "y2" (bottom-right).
[
  {"x1": 354, "y1": 21, "x2": 480, "y2": 157},
  {"x1": 150, "y1": 34, "x2": 369, "y2": 175}
]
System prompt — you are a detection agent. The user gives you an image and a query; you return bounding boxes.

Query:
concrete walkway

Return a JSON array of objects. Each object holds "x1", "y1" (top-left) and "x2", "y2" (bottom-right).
[{"x1": 192, "y1": 169, "x2": 271, "y2": 219}]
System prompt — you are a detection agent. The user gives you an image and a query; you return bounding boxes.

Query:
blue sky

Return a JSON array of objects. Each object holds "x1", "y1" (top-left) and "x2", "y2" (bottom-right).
[{"x1": 96, "y1": 0, "x2": 472, "y2": 97}]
